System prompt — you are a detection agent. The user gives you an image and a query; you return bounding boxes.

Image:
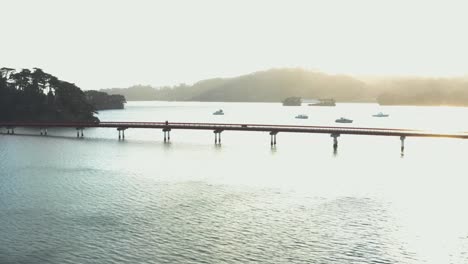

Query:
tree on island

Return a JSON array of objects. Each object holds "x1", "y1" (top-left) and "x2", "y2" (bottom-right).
[
  {"x1": 85, "y1": 90, "x2": 126, "y2": 110},
  {"x1": 0, "y1": 67, "x2": 98, "y2": 122}
]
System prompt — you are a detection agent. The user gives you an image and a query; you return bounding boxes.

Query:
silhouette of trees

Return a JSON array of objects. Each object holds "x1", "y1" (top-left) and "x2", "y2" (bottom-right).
[
  {"x1": 0, "y1": 68, "x2": 98, "y2": 122},
  {"x1": 85, "y1": 90, "x2": 126, "y2": 110}
]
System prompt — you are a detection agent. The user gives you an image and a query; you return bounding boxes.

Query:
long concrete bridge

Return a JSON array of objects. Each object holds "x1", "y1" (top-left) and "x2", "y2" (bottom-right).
[{"x1": 2, "y1": 121, "x2": 468, "y2": 153}]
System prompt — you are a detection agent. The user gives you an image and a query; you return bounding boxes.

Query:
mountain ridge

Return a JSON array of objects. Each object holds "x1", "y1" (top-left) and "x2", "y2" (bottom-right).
[{"x1": 100, "y1": 68, "x2": 468, "y2": 106}]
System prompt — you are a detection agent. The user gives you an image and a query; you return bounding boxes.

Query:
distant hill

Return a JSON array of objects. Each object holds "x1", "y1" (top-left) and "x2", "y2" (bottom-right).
[
  {"x1": 101, "y1": 68, "x2": 375, "y2": 102},
  {"x1": 100, "y1": 68, "x2": 468, "y2": 106},
  {"x1": 189, "y1": 69, "x2": 374, "y2": 102},
  {"x1": 100, "y1": 85, "x2": 159, "y2": 101},
  {"x1": 376, "y1": 78, "x2": 468, "y2": 106}
]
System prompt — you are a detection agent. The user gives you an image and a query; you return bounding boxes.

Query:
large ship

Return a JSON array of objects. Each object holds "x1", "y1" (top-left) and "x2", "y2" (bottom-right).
[
  {"x1": 308, "y1": 98, "x2": 336, "y2": 106},
  {"x1": 282, "y1": 97, "x2": 302, "y2": 106}
]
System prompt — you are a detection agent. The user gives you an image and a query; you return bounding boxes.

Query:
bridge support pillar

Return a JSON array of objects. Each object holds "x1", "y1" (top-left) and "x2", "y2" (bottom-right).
[
  {"x1": 40, "y1": 128, "x2": 48, "y2": 136},
  {"x1": 331, "y1": 133, "x2": 340, "y2": 151},
  {"x1": 117, "y1": 128, "x2": 127, "y2": 140},
  {"x1": 400, "y1": 136, "x2": 406, "y2": 154},
  {"x1": 162, "y1": 128, "x2": 171, "y2": 142},
  {"x1": 270, "y1": 131, "x2": 278, "y2": 146},
  {"x1": 76, "y1": 128, "x2": 84, "y2": 138},
  {"x1": 214, "y1": 129, "x2": 223, "y2": 145}
]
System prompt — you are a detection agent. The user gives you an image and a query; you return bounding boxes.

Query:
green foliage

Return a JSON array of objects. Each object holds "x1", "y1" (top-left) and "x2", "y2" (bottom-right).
[
  {"x1": 0, "y1": 68, "x2": 98, "y2": 122},
  {"x1": 85, "y1": 90, "x2": 126, "y2": 110}
]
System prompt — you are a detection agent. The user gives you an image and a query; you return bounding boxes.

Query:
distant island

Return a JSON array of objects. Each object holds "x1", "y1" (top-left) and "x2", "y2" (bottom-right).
[
  {"x1": 101, "y1": 68, "x2": 373, "y2": 103},
  {"x1": 85, "y1": 90, "x2": 126, "y2": 110},
  {"x1": 101, "y1": 68, "x2": 468, "y2": 107},
  {"x1": 0, "y1": 68, "x2": 99, "y2": 122}
]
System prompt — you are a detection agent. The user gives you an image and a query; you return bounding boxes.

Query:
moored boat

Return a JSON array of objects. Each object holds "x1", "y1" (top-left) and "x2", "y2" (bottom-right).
[
  {"x1": 372, "y1": 112, "x2": 389, "y2": 117},
  {"x1": 213, "y1": 109, "x2": 224, "y2": 115},
  {"x1": 335, "y1": 117, "x2": 353, "y2": 123}
]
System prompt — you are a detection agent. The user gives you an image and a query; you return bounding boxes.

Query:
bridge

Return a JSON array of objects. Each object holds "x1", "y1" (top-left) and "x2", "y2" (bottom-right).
[{"x1": 2, "y1": 121, "x2": 468, "y2": 153}]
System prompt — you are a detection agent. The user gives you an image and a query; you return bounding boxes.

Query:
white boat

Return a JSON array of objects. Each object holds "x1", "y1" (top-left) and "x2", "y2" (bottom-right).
[
  {"x1": 295, "y1": 114, "x2": 308, "y2": 119},
  {"x1": 335, "y1": 117, "x2": 353, "y2": 123},
  {"x1": 372, "y1": 112, "x2": 389, "y2": 117},
  {"x1": 213, "y1": 109, "x2": 224, "y2": 115}
]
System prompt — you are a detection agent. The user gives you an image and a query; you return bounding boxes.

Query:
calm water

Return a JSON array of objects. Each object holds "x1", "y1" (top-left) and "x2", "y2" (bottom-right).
[{"x1": 1, "y1": 102, "x2": 468, "y2": 264}]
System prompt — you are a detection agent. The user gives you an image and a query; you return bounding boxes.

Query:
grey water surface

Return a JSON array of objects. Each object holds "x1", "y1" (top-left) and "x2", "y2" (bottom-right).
[{"x1": 1, "y1": 102, "x2": 467, "y2": 264}]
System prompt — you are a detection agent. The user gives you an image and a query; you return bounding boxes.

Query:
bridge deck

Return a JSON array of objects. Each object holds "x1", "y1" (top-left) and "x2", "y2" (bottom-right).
[{"x1": 2, "y1": 121, "x2": 468, "y2": 139}]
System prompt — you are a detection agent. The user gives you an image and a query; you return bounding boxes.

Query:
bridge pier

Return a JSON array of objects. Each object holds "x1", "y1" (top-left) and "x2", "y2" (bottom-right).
[
  {"x1": 331, "y1": 133, "x2": 340, "y2": 151},
  {"x1": 76, "y1": 128, "x2": 84, "y2": 138},
  {"x1": 270, "y1": 131, "x2": 278, "y2": 146},
  {"x1": 40, "y1": 128, "x2": 48, "y2": 136},
  {"x1": 400, "y1": 136, "x2": 406, "y2": 154},
  {"x1": 117, "y1": 127, "x2": 127, "y2": 140},
  {"x1": 8, "y1": 127, "x2": 15, "y2": 134},
  {"x1": 214, "y1": 129, "x2": 223, "y2": 145},
  {"x1": 163, "y1": 128, "x2": 171, "y2": 142}
]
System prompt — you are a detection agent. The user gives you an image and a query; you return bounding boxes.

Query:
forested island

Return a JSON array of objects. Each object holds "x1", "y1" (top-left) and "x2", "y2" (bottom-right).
[
  {"x1": 85, "y1": 90, "x2": 126, "y2": 110},
  {"x1": 102, "y1": 68, "x2": 468, "y2": 106},
  {"x1": 0, "y1": 68, "x2": 98, "y2": 122}
]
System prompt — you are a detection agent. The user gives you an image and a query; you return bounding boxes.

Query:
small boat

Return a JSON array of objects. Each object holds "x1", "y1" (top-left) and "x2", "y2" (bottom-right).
[
  {"x1": 213, "y1": 109, "x2": 224, "y2": 115},
  {"x1": 372, "y1": 112, "x2": 389, "y2": 117},
  {"x1": 295, "y1": 114, "x2": 308, "y2": 119},
  {"x1": 335, "y1": 117, "x2": 353, "y2": 123}
]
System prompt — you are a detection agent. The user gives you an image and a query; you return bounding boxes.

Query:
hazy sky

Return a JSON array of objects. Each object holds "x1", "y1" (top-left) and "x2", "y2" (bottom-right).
[{"x1": 1, "y1": 0, "x2": 468, "y2": 90}]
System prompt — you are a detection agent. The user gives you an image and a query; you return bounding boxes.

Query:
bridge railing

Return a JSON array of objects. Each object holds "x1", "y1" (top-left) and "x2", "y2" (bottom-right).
[{"x1": 2, "y1": 121, "x2": 468, "y2": 138}]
